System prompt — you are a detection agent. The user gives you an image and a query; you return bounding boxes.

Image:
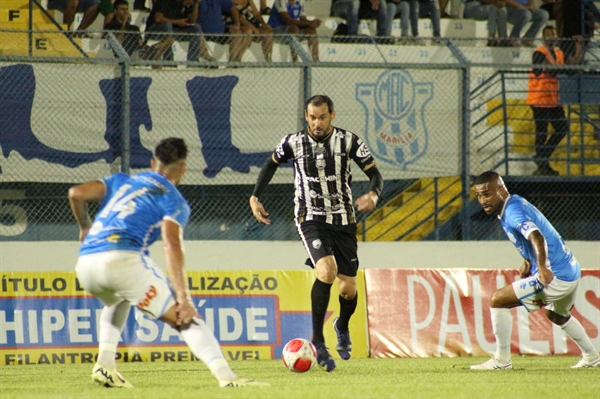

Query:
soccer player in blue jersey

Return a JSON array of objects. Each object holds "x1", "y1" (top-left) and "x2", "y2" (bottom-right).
[
  {"x1": 470, "y1": 171, "x2": 600, "y2": 370},
  {"x1": 69, "y1": 137, "x2": 268, "y2": 388}
]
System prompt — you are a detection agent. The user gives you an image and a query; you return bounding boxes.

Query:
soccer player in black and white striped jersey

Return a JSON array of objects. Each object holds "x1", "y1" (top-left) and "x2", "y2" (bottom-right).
[{"x1": 250, "y1": 94, "x2": 383, "y2": 372}]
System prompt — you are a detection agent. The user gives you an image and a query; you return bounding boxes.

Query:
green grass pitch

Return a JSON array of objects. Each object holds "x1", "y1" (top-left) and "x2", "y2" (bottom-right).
[{"x1": 1, "y1": 356, "x2": 598, "y2": 399}]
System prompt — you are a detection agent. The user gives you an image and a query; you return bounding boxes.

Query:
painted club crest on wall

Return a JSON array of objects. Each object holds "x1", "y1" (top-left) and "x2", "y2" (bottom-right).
[{"x1": 356, "y1": 70, "x2": 434, "y2": 169}]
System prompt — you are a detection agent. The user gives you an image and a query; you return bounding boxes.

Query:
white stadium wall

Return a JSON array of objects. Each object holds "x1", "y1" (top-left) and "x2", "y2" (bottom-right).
[{"x1": 1, "y1": 240, "x2": 598, "y2": 272}]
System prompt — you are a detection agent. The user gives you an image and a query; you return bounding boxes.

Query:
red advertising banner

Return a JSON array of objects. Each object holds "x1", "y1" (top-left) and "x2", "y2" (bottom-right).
[{"x1": 365, "y1": 269, "x2": 600, "y2": 358}]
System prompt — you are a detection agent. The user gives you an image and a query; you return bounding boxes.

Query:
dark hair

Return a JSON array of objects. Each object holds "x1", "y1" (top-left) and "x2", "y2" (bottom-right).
[
  {"x1": 474, "y1": 170, "x2": 500, "y2": 185},
  {"x1": 305, "y1": 95, "x2": 334, "y2": 114},
  {"x1": 543, "y1": 25, "x2": 555, "y2": 34},
  {"x1": 113, "y1": 0, "x2": 128, "y2": 8},
  {"x1": 154, "y1": 137, "x2": 188, "y2": 165}
]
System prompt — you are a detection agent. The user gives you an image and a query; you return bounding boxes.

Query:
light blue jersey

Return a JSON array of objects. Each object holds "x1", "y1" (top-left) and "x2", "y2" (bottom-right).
[
  {"x1": 499, "y1": 194, "x2": 580, "y2": 282},
  {"x1": 79, "y1": 172, "x2": 190, "y2": 256}
]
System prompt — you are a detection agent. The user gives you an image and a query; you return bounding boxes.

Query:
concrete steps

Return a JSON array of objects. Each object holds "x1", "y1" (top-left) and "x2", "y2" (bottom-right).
[
  {"x1": 358, "y1": 176, "x2": 467, "y2": 241},
  {"x1": 0, "y1": 0, "x2": 87, "y2": 57}
]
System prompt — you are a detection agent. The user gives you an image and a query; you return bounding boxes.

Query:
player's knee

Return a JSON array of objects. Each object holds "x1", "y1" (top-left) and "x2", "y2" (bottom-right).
[
  {"x1": 546, "y1": 310, "x2": 569, "y2": 325},
  {"x1": 489, "y1": 291, "x2": 504, "y2": 308},
  {"x1": 317, "y1": 270, "x2": 336, "y2": 284},
  {"x1": 339, "y1": 290, "x2": 356, "y2": 300}
]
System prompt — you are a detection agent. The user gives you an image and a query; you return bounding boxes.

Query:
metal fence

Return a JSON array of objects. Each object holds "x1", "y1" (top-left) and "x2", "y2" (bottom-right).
[{"x1": 1, "y1": 31, "x2": 599, "y2": 242}]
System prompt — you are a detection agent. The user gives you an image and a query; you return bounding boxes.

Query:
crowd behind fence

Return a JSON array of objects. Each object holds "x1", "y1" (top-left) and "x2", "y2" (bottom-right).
[{"x1": 0, "y1": 32, "x2": 598, "y2": 243}]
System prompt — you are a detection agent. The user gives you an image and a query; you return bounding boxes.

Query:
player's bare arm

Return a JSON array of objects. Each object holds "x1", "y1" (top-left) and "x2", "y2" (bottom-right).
[
  {"x1": 68, "y1": 180, "x2": 106, "y2": 241},
  {"x1": 161, "y1": 219, "x2": 198, "y2": 326},
  {"x1": 528, "y1": 230, "x2": 554, "y2": 287}
]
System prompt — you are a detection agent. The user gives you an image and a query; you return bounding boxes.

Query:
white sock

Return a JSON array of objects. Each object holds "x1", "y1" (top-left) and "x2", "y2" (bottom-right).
[
  {"x1": 560, "y1": 316, "x2": 600, "y2": 361},
  {"x1": 97, "y1": 301, "x2": 131, "y2": 368},
  {"x1": 180, "y1": 318, "x2": 236, "y2": 382},
  {"x1": 491, "y1": 308, "x2": 512, "y2": 363}
]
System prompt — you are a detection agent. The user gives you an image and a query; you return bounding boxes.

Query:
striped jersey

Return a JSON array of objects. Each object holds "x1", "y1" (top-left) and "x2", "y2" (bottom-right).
[
  {"x1": 79, "y1": 171, "x2": 190, "y2": 256},
  {"x1": 272, "y1": 126, "x2": 377, "y2": 225}
]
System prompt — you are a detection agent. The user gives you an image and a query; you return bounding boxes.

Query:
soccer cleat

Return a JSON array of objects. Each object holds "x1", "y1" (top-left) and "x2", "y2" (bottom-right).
[
  {"x1": 91, "y1": 364, "x2": 133, "y2": 388},
  {"x1": 333, "y1": 317, "x2": 352, "y2": 360},
  {"x1": 571, "y1": 355, "x2": 600, "y2": 369},
  {"x1": 219, "y1": 377, "x2": 270, "y2": 387},
  {"x1": 470, "y1": 357, "x2": 512, "y2": 370},
  {"x1": 314, "y1": 343, "x2": 336, "y2": 372}
]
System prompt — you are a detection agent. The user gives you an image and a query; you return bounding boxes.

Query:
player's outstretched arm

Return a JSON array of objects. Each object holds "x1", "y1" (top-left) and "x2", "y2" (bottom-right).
[
  {"x1": 528, "y1": 230, "x2": 554, "y2": 287},
  {"x1": 68, "y1": 180, "x2": 106, "y2": 241},
  {"x1": 161, "y1": 219, "x2": 198, "y2": 326}
]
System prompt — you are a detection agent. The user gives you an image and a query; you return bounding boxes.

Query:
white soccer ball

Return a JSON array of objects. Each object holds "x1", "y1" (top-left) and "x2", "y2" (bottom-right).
[{"x1": 281, "y1": 338, "x2": 317, "y2": 373}]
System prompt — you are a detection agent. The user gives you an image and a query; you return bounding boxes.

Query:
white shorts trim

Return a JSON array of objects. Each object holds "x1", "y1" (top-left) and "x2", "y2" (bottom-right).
[
  {"x1": 512, "y1": 274, "x2": 579, "y2": 316},
  {"x1": 75, "y1": 251, "x2": 176, "y2": 319}
]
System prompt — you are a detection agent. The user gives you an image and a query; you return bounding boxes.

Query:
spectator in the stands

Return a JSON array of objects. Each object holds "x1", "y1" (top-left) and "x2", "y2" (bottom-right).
[
  {"x1": 260, "y1": 0, "x2": 271, "y2": 14},
  {"x1": 506, "y1": 0, "x2": 548, "y2": 47},
  {"x1": 47, "y1": 0, "x2": 100, "y2": 33},
  {"x1": 463, "y1": 0, "x2": 510, "y2": 47},
  {"x1": 383, "y1": 0, "x2": 410, "y2": 42},
  {"x1": 227, "y1": 0, "x2": 273, "y2": 62},
  {"x1": 145, "y1": 0, "x2": 215, "y2": 63},
  {"x1": 198, "y1": 0, "x2": 253, "y2": 63},
  {"x1": 268, "y1": 0, "x2": 321, "y2": 62},
  {"x1": 407, "y1": 0, "x2": 442, "y2": 44},
  {"x1": 105, "y1": 0, "x2": 174, "y2": 66},
  {"x1": 330, "y1": 0, "x2": 388, "y2": 41}
]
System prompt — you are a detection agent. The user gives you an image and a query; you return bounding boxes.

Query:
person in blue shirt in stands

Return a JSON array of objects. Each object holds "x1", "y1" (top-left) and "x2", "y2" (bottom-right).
[
  {"x1": 470, "y1": 171, "x2": 600, "y2": 370},
  {"x1": 197, "y1": 0, "x2": 253, "y2": 62},
  {"x1": 268, "y1": 0, "x2": 321, "y2": 62},
  {"x1": 69, "y1": 137, "x2": 268, "y2": 388}
]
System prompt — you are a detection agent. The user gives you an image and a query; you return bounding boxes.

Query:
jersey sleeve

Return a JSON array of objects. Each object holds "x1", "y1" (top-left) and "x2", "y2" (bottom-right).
[
  {"x1": 505, "y1": 201, "x2": 539, "y2": 240},
  {"x1": 272, "y1": 134, "x2": 293, "y2": 164},
  {"x1": 162, "y1": 194, "x2": 191, "y2": 228},
  {"x1": 349, "y1": 134, "x2": 376, "y2": 171},
  {"x1": 100, "y1": 173, "x2": 128, "y2": 203}
]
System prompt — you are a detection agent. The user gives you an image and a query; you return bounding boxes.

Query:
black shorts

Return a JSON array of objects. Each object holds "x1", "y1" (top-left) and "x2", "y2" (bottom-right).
[{"x1": 297, "y1": 221, "x2": 358, "y2": 277}]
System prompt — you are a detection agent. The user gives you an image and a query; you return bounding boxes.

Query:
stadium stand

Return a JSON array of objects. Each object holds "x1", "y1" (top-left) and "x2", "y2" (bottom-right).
[{"x1": 6, "y1": 0, "x2": 594, "y2": 61}]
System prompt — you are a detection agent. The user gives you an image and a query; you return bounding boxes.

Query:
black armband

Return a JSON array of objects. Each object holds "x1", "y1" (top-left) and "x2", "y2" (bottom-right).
[
  {"x1": 252, "y1": 156, "x2": 279, "y2": 198},
  {"x1": 364, "y1": 166, "x2": 383, "y2": 198}
]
